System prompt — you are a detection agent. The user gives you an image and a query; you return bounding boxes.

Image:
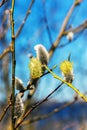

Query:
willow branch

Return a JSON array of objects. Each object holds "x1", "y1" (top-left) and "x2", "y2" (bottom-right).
[
  {"x1": 11, "y1": 0, "x2": 15, "y2": 129},
  {"x1": 0, "y1": 101, "x2": 11, "y2": 121},
  {"x1": 15, "y1": 0, "x2": 34, "y2": 38},
  {"x1": 15, "y1": 83, "x2": 63, "y2": 129},
  {"x1": 49, "y1": 0, "x2": 81, "y2": 59},
  {"x1": 22, "y1": 98, "x2": 76, "y2": 125}
]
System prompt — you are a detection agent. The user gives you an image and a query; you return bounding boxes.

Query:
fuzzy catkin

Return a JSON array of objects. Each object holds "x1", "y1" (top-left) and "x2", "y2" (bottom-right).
[
  {"x1": 34, "y1": 44, "x2": 49, "y2": 65},
  {"x1": 29, "y1": 57, "x2": 42, "y2": 79},
  {"x1": 60, "y1": 61, "x2": 74, "y2": 83},
  {"x1": 14, "y1": 93, "x2": 24, "y2": 119},
  {"x1": 15, "y1": 77, "x2": 24, "y2": 91}
]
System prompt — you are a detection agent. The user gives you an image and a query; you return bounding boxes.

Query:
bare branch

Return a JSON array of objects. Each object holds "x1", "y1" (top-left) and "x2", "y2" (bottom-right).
[
  {"x1": 0, "y1": 45, "x2": 11, "y2": 59},
  {"x1": 63, "y1": 20, "x2": 87, "y2": 35},
  {"x1": 49, "y1": 0, "x2": 81, "y2": 59},
  {"x1": 42, "y1": 0, "x2": 53, "y2": 45},
  {"x1": 0, "y1": 0, "x2": 8, "y2": 7},
  {"x1": 0, "y1": 101, "x2": 11, "y2": 121},
  {"x1": 11, "y1": 0, "x2": 16, "y2": 129}
]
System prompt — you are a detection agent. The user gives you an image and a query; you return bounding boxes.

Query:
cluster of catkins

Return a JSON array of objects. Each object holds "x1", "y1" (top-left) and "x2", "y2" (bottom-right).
[
  {"x1": 27, "y1": 44, "x2": 49, "y2": 97},
  {"x1": 14, "y1": 44, "x2": 49, "y2": 119},
  {"x1": 29, "y1": 44, "x2": 49, "y2": 79}
]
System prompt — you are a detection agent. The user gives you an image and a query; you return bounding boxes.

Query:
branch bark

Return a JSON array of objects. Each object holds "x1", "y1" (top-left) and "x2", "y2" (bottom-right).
[
  {"x1": 11, "y1": 0, "x2": 15, "y2": 129},
  {"x1": 0, "y1": 101, "x2": 11, "y2": 121}
]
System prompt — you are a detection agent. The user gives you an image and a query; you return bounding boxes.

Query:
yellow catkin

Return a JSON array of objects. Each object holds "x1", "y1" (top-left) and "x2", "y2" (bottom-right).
[
  {"x1": 29, "y1": 57, "x2": 42, "y2": 79},
  {"x1": 60, "y1": 61, "x2": 73, "y2": 75}
]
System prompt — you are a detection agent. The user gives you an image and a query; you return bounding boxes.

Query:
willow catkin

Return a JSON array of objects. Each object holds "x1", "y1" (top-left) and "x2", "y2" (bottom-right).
[
  {"x1": 60, "y1": 60, "x2": 74, "y2": 83},
  {"x1": 14, "y1": 93, "x2": 24, "y2": 119},
  {"x1": 34, "y1": 44, "x2": 49, "y2": 65}
]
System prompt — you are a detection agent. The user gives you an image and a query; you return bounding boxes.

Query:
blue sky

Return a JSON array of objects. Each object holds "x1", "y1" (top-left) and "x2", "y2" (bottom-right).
[{"x1": 0, "y1": 0, "x2": 87, "y2": 102}]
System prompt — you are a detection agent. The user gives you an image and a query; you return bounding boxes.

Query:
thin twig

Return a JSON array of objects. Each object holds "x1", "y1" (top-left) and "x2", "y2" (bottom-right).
[
  {"x1": 21, "y1": 98, "x2": 76, "y2": 125},
  {"x1": 49, "y1": 0, "x2": 81, "y2": 59},
  {"x1": 63, "y1": 20, "x2": 87, "y2": 35},
  {"x1": 15, "y1": 0, "x2": 35, "y2": 38},
  {"x1": 0, "y1": 45, "x2": 11, "y2": 59},
  {"x1": 0, "y1": 101, "x2": 11, "y2": 121},
  {"x1": 42, "y1": 0, "x2": 53, "y2": 45},
  {"x1": 15, "y1": 82, "x2": 63, "y2": 129},
  {"x1": 0, "y1": 0, "x2": 8, "y2": 7},
  {"x1": 58, "y1": 28, "x2": 85, "y2": 49}
]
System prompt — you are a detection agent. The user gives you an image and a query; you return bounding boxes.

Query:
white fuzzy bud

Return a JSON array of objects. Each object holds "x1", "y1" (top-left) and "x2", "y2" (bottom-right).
[
  {"x1": 14, "y1": 93, "x2": 24, "y2": 119},
  {"x1": 67, "y1": 32, "x2": 74, "y2": 41},
  {"x1": 15, "y1": 77, "x2": 24, "y2": 91},
  {"x1": 34, "y1": 44, "x2": 49, "y2": 65}
]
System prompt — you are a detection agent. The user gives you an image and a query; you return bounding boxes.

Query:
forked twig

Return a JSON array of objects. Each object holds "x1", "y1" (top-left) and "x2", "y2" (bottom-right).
[
  {"x1": 42, "y1": 0, "x2": 53, "y2": 45},
  {"x1": 63, "y1": 20, "x2": 87, "y2": 35},
  {"x1": 49, "y1": 0, "x2": 82, "y2": 58}
]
